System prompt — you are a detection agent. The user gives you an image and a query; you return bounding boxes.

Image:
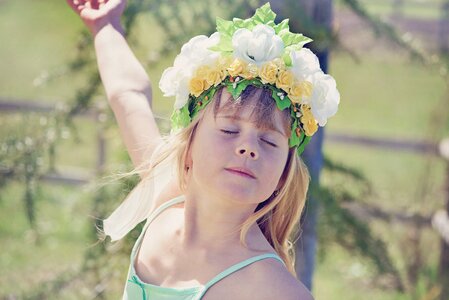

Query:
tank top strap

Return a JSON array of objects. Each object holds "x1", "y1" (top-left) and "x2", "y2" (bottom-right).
[
  {"x1": 132, "y1": 195, "x2": 185, "y2": 254},
  {"x1": 198, "y1": 253, "x2": 285, "y2": 297},
  {"x1": 147, "y1": 195, "x2": 185, "y2": 225}
]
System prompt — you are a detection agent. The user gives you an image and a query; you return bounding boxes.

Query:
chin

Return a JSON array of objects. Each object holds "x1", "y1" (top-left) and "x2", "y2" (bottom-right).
[{"x1": 214, "y1": 181, "x2": 269, "y2": 205}]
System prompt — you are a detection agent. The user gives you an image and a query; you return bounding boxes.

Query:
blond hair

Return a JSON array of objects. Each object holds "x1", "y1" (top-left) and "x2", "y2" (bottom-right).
[
  {"x1": 102, "y1": 86, "x2": 310, "y2": 277},
  {"x1": 171, "y1": 87, "x2": 310, "y2": 277}
]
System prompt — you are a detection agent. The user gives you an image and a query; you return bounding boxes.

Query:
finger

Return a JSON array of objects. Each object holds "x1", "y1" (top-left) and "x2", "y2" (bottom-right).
[
  {"x1": 79, "y1": 7, "x2": 103, "y2": 20},
  {"x1": 90, "y1": 0, "x2": 100, "y2": 10},
  {"x1": 103, "y1": 0, "x2": 124, "y2": 11},
  {"x1": 74, "y1": 0, "x2": 86, "y2": 6},
  {"x1": 66, "y1": 0, "x2": 86, "y2": 14}
]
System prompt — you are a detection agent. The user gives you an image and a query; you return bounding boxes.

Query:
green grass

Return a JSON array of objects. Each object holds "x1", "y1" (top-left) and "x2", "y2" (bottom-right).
[
  {"x1": 0, "y1": 182, "x2": 89, "y2": 294},
  {"x1": 0, "y1": 0, "x2": 87, "y2": 100},
  {"x1": 328, "y1": 52, "x2": 447, "y2": 140},
  {"x1": 338, "y1": 0, "x2": 444, "y2": 20},
  {"x1": 1, "y1": 0, "x2": 448, "y2": 298}
]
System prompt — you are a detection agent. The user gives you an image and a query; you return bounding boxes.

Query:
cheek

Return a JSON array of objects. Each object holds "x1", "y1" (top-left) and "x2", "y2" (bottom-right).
[
  {"x1": 263, "y1": 151, "x2": 288, "y2": 189},
  {"x1": 190, "y1": 129, "x2": 227, "y2": 170}
]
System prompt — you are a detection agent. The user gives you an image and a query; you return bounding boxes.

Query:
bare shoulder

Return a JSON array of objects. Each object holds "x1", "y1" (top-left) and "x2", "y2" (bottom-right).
[
  {"x1": 239, "y1": 257, "x2": 314, "y2": 300},
  {"x1": 202, "y1": 254, "x2": 314, "y2": 300}
]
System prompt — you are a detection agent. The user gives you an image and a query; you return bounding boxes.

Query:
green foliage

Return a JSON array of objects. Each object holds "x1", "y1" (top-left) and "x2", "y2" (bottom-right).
[
  {"x1": 1, "y1": 0, "x2": 448, "y2": 298},
  {"x1": 317, "y1": 156, "x2": 404, "y2": 290},
  {"x1": 210, "y1": 3, "x2": 312, "y2": 58}
]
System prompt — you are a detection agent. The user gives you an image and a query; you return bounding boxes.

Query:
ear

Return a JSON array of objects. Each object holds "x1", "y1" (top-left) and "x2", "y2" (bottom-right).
[
  {"x1": 185, "y1": 144, "x2": 193, "y2": 171},
  {"x1": 184, "y1": 123, "x2": 199, "y2": 172}
]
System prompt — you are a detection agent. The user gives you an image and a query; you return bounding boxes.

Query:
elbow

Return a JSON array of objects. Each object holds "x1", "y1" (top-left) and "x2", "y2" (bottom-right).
[{"x1": 108, "y1": 85, "x2": 153, "y2": 108}]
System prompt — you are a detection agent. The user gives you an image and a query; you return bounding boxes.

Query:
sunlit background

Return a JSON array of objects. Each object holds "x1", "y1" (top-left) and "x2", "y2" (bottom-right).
[{"x1": 1, "y1": 0, "x2": 448, "y2": 299}]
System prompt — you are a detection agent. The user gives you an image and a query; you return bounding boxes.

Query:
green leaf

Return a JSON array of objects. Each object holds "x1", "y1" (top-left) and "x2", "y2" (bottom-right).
[
  {"x1": 289, "y1": 120, "x2": 300, "y2": 148},
  {"x1": 285, "y1": 42, "x2": 312, "y2": 53},
  {"x1": 265, "y1": 20, "x2": 275, "y2": 28},
  {"x1": 280, "y1": 30, "x2": 313, "y2": 47},
  {"x1": 297, "y1": 136, "x2": 311, "y2": 156},
  {"x1": 233, "y1": 18, "x2": 244, "y2": 28},
  {"x1": 271, "y1": 90, "x2": 291, "y2": 111},
  {"x1": 216, "y1": 17, "x2": 235, "y2": 38},
  {"x1": 232, "y1": 18, "x2": 255, "y2": 30},
  {"x1": 282, "y1": 51, "x2": 292, "y2": 67},
  {"x1": 274, "y1": 19, "x2": 290, "y2": 34},
  {"x1": 252, "y1": 3, "x2": 276, "y2": 25},
  {"x1": 171, "y1": 106, "x2": 191, "y2": 130},
  {"x1": 190, "y1": 87, "x2": 218, "y2": 118},
  {"x1": 208, "y1": 35, "x2": 233, "y2": 53},
  {"x1": 244, "y1": 19, "x2": 256, "y2": 30},
  {"x1": 227, "y1": 80, "x2": 249, "y2": 99}
]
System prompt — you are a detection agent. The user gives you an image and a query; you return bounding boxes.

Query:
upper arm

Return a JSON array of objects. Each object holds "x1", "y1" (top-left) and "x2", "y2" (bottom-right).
[
  {"x1": 256, "y1": 276, "x2": 314, "y2": 300},
  {"x1": 109, "y1": 91, "x2": 162, "y2": 175},
  {"x1": 247, "y1": 261, "x2": 314, "y2": 300}
]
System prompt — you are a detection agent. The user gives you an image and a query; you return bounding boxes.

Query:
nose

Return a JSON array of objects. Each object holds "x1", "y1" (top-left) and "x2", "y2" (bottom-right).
[{"x1": 236, "y1": 142, "x2": 259, "y2": 160}]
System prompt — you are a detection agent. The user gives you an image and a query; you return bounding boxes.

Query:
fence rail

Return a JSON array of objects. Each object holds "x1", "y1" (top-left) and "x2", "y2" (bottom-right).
[
  {"x1": 1, "y1": 98, "x2": 448, "y2": 243},
  {"x1": 0, "y1": 97, "x2": 443, "y2": 182}
]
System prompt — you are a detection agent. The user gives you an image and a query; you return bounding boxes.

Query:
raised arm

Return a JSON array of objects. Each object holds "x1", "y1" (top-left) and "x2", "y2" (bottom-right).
[{"x1": 67, "y1": 0, "x2": 162, "y2": 174}]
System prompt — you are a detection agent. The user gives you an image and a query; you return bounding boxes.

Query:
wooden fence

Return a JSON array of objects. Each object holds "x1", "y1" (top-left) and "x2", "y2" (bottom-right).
[{"x1": 1, "y1": 97, "x2": 448, "y2": 249}]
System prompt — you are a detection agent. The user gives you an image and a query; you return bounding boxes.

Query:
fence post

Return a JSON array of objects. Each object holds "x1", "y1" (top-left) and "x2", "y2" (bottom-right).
[
  {"x1": 437, "y1": 138, "x2": 449, "y2": 299},
  {"x1": 440, "y1": 1, "x2": 449, "y2": 54},
  {"x1": 391, "y1": 0, "x2": 403, "y2": 19},
  {"x1": 96, "y1": 117, "x2": 106, "y2": 176}
]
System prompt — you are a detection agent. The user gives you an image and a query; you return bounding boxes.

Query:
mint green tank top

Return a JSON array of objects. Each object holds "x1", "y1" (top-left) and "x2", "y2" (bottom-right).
[{"x1": 123, "y1": 195, "x2": 284, "y2": 300}]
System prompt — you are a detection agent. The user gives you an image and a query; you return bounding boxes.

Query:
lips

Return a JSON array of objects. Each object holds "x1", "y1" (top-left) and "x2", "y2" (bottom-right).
[{"x1": 224, "y1": 167, "x2": 256, "y2": 179}]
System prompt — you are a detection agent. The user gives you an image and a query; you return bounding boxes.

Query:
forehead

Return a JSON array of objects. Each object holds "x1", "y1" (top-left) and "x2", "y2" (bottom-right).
[{"x1": 211, "y1": 86, "x2": 291, "y2": 136}]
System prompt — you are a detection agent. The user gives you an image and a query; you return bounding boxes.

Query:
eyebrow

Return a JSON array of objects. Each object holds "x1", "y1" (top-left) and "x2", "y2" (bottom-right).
[{"x1": 216, "y1": 115, "x2": 287, "y2": 137}]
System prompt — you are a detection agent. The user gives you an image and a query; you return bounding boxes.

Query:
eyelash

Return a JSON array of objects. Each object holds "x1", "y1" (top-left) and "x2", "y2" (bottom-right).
[
  {"x1": 220, "y1": 130, "x2": 277, "y2": 147},
  {"x1": 221, "y1": 129, "x2": 238, "y2": 135}
]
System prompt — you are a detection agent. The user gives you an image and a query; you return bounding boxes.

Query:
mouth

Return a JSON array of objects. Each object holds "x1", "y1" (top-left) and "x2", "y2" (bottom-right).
[{"x1": 224, "y1": 167, "x2": 256, "y2": 179}]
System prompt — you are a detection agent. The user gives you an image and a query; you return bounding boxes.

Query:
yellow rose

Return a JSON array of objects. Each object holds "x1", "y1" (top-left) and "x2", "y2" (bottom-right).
[
  {"x1": 193, "y1": 66, "x2": 213, "y2": 90},
  {"x1": 195, "y1": 65, "x2": 210, "y2": 79},
  {"x1": 300, "y1": 81, "x2": 313, "y2": 98},
  {"x1": 241, "y1": 63, "x2": 259, "y2": 79},
  {"x1": 206, "y1": 67, "x2": 226, "y2": 87},
  {"x1": 189, "y1": 77, "x2": 206, "y2": 97},
  {"x1": 276, "y1": 70, "x2": 294, "y2": 91},
  {"x1": 272, "y1": 57, "x2": 286, "y2": 71},
  {"x1": 289, "y1": 80, "x2": 313, "y2": 103},
  {"x1": 259, "y1": 62, "x2": 278, "y2": 84},
  {"x1": 300, "y1": 105, "x2": 318, "y2": 136},
  {"x1": 227, "y1": 59, "x2": 247, "y2": 77},
  {"x1": 218, "y1": 56, "x2": 233, "y2": 70}
]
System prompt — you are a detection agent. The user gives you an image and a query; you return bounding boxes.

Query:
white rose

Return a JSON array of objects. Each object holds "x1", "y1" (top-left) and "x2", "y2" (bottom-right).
[
  {"x1": 309, "y1": 72, "x2": 340, "y2": 126},
  {"x1": 159, "y1": 67, "x2": 191, "y2": 109},
  {"x1": 174, "y1": 76, "x2": 190, "y2": 109},
  {"x1": 175, "y1": 32, "x2": 221, "y2": 67},
  {"x1": 159, "y1": 33, "x2": 220, "y2": 109},
  {"x1": 290, "y1": 48, "x2": 321, "y2": 81},
  {"x1": 159, "y1": 67, "x2": 178, "y2": 97},
  {"x1": 232, "y1": 24, "x2": 284, "y2": 66}
]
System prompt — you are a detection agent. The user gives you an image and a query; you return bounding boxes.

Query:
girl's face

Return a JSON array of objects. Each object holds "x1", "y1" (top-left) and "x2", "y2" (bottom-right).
[{"x1": 187, "y1": 88, "x2": 290, "y2": 205}]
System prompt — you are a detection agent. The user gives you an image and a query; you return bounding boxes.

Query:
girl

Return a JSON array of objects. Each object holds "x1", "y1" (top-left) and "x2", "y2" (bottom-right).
[{"x1": 67, "y1": 0, "x2": 339, "y2": 299}]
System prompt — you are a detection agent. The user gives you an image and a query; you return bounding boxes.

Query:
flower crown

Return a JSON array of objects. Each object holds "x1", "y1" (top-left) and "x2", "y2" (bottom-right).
[{"x1": 159, "y1": 3, "x2": 340, "y2": 155}]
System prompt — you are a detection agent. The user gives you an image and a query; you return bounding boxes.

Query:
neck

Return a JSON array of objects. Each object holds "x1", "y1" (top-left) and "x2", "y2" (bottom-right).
[{"x1": 179, "y1": 188, "x2": 262, "y2": 252}]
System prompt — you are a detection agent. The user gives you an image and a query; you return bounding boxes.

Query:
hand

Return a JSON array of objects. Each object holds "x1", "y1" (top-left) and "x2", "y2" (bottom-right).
[{"x1": 66, "y1": 0, "x2": 127, "y2": 35}]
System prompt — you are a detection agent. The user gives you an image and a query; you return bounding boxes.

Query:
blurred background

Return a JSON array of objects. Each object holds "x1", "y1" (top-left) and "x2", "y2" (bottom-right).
[{"x1": 1, "y1": 0, "x2": 449, "y2": 299}]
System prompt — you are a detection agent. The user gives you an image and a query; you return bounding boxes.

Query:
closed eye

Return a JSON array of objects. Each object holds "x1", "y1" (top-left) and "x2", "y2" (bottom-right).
[
  {"x1": 262, "y1": 138, "x2": 277, "y2": 147},
  {"x1": 221, "y1": 129, "x2": 238, "y2": 135}
]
